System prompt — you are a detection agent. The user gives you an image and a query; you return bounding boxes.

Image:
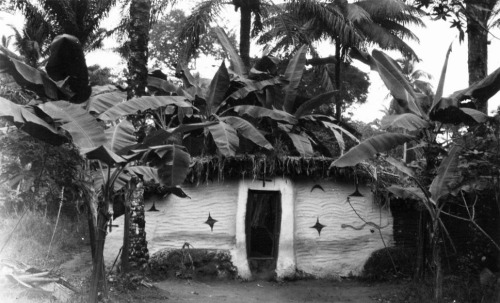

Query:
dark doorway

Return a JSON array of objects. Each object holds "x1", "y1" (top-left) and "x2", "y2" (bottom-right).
[{"x1": 245, "y1": 190, "x2": 282, "y2": 279}]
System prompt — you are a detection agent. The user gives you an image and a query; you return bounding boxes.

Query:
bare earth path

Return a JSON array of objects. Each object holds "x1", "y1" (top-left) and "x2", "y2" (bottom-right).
[
  {"x1": 1, "y1": 248, "x2": 403, "y2": 302},
  {"x1": 151, "y1": 278, "x2": 402, "y2": 303}
]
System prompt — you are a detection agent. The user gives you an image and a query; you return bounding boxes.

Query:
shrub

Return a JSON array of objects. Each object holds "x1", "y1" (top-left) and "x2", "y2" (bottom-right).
[{"x1": 362, "y1": 246, "x2": 415, "y2": 281}]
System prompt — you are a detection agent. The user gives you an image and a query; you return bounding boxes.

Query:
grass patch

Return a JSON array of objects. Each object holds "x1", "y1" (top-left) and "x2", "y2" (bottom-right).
[{"x1": 0, "y1": 210, "x2": 89, "y2": 269}]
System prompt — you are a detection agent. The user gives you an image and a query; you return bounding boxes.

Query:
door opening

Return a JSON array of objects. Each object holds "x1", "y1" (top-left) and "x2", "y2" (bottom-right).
[{"x1": 245, "y1": 190, "x2": 281, "y2": 279}]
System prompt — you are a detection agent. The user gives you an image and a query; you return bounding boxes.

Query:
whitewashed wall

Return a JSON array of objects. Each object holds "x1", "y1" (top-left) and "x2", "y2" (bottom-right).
[
  {"x1": 294, "y1": 178, "x2": 393, "y2": 277},
  {"x1": 104, "y1": 177, "x2": 393, "y2": 278},
  {"x1": 103, "y1": 181, "x2": 239, "y2": 266},
  {"x1": 147, "y1": 181, "x2": 239, "y2": 253}
]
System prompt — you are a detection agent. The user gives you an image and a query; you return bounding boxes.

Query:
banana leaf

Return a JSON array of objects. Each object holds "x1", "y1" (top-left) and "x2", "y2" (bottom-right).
[
  {"x1": 125, "y1": 166, "x2": 161, "y2": 184},
  {"x1": 153, "y1": 145, "x2": 191, "y2": 187},
  {"x1": 0, "y1": 53, "x2": 61, "y2": 100},
  {"x1": 287, "y1": 132, "x2": 314, "y2": 157},
  {"x1": 321, "y1": 121, "x2": 360, "y2": 143},
  {"x1": 430, "y1": 63, "x2": 500, "y2": 123},
  {"x1": 105, "y1": 120, "x2": 137, "y2": 153},
  {"x1": 384, "y1": 156, "x2": 416, "y2": 178},
  {"x1": 86, "y1": 87, "x2": 127, "y2": 115},
  {"x1": 380, "y1": 113, "x2": 430, "y2": 131},
  {"x1": 147, "y1": 76, "x2": 178, "y2": 93},
  {"x1": 0, "y1": 97, "x2": 68, "y2": 145},
  {"x1": 214, "y1": 27, "x2": 247, "y2": 76},
  {"x1": 283, "y1": 45, "x2": 307, "y2": 113},
  {"x1": 429, "y1": 41, "x2": 453, "y2": 114},
  {"x1": 232, "y1": 105, "x2": 298, "y2": 124},
  {"x1": 220, "y1": 116, "x2": 273, "y2": 150},
  {"x1": 429, "y1": 145, "x2": 463, "y2": 203},
  {"x1": 99, "y1": 96, "x2": 192, "y2": 121},
  {"x1": 85, "y1": 145, "x2": 127, "y2": 166},
  {"x1": 331, "y1": 133, "x2": 415, "y2": 167},
  {"x1": 371, "y1": 50, "x2": 423, "y2": 117},
  {"x1": 225, "y1": 78, "x2": 283, "y2": 101},
  {"x1": 38, "y1": 101, "x2": 107, "y2": 153},
  {"x1": 206, "y1": 61, "x2": 230, "y2": 114},
  {"x1": 294, "y1": 91, "x2": 337, "y2": 119},
  {"x1": 387, "y1": 185, "x2": 427, "y2": 203},
  {"x1": 208, "y1": 121, "x2": 239, "y2": 157}
]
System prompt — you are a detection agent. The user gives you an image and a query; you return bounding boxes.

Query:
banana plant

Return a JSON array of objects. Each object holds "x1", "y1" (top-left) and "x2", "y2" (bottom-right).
[
  {"x1": 217, "y1": 41, "x2": 358, "y2": 157},
  {"x1": 0, "y1": 33, "x2": 197, "y2": 299},
  {"x1": 331, "y1": 43, "x2": 499, "y2": 169},
  {"x1": 331, "y1": 44, "x2": 500, "y2": 302}
]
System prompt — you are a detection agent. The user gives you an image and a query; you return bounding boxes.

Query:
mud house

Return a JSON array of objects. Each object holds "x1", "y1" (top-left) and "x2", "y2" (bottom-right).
[{"x1": 104, "y1": 156, "x2": 393, "y2": 279}]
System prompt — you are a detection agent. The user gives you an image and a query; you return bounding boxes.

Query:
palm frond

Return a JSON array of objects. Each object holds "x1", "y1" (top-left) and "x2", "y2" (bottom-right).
[
  {"x1": 357, "y1": 21, "x2": 418, "y2": 59},
  {"x1": 345, "y1": 2, "x2": 372, "y2": 23},
  {"x1": 258, "y1": 13, "x2": 316, "y2": 54},
  {"x1": 356, "y1": 0, "x2": 424, "y2": 20},
  {"x1": 376, "y1": 20, "x2": 421, "y2": 43},
  {"x1": 177, "y1": 0, "x2": 224, "y2": 63},
  {"x1": 287, "y1": 0, "x2": 363, "y2": 45}
]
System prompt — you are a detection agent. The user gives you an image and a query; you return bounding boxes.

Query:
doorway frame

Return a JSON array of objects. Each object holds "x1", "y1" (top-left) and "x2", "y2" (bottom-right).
[
  {"x1": 232, "y1": 177, "x2": 296, "y2": 279},
  {"x1": 245, "y1": 189, "x2": 282, "y2": 262}
]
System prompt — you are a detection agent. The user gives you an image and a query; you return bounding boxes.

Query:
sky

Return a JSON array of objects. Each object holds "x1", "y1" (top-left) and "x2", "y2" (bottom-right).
[{"x1": 1, "y1": 4, "x2": 500, "y2": 123}]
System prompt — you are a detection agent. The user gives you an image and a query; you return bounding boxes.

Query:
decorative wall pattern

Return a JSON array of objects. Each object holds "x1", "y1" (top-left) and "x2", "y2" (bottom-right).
[
  {"x1": 146, "y1": 181, "x2": 239, "y2": 254},
  {"x1": 294, "y1": 178, "x2": 393, "y2": 277},
  {"x1": 104, "y1": 177, "x2": 393, "y2": 279}
]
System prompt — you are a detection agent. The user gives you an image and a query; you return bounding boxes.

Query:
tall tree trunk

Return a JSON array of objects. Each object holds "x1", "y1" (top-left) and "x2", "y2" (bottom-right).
[
  {"x1": 465, "y1": 0, "x2": 494, "y2": 113},
  {"x1": 334, "y1": 41, "x2": 342, "y2": 121},
  {"x1": 124, "y1": 0, "x2": 151, "y2": 273},
  {"x1": 239, "y1": 5, "x2": 252, "y2": 68},
  {"x1": 127, "y1": 0, "x2": 151, "y2": 99},
  {"x1": 128, "y1": 181, "x2": 148, "y2": 268}
]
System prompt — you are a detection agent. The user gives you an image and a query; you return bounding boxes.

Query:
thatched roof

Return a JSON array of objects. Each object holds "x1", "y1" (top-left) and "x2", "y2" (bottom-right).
[
  {"x1": 185, "y1": 154, "x2": 400, "y2": 187},
  {"x1": 186, "y1": 155, "x2": 346, "y2": 184}
]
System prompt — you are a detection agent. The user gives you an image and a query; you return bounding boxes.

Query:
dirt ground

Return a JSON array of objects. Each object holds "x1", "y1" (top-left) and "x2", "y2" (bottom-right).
[
  {"x1": 1, "y1": 247, "x2": 404, "y2": 303},
  {"x1": 106, "y1": 277, "x2": 404, "y2": 303},
  {"x1": 140, "y1": 279, "x2": 402, "y2": 303}
]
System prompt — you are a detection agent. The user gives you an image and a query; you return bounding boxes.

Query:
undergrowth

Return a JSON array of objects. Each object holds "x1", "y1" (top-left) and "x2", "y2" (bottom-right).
[
  {"x1": 363, "y1": 246, "x2": 496, "y2": 302},
  {"x1": 0, "y1": 210, "x2": 89, "y2": 269}
]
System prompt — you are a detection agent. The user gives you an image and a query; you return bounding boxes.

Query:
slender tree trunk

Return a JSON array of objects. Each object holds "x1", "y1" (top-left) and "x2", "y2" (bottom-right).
[
  {"x1": 239, "y1": 5, "x2": 252, "y2": 68},
  {"x1": 127, "y1": 0, "x2": 151, "y2": 99},
  {"x1": 465, "y1": 0, "x2": 495, "y2": 113},
  {"x1": 334, "y1": 41, "x2": 342, "y2": 121},
  {"x1": 414, "y1": 210, "x2": 425, "y2": 280},
  {"x1": 87, "y1": 198, "x2": 97, "y2": 260},
  {"x1": 121, "y1": 206, "x2": 130, "y2": 273},
  {"x1": 89, "y1": 207, "x2": 110, "y2": 303},
  {"x1": 433, "y1": 219, "x2": 443, "y2": 303}
]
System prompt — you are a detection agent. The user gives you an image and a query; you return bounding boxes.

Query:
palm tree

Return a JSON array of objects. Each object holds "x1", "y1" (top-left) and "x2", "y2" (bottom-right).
[
  {"x1": 258, "y1": 0, "x2": 425, "y2": 120},
  {"x1": 127, "y1": 0, "x2": 151, "y2": 98},
  {"x1": 12, "y1": 0, "x2": 116, "y2": 66},
  {"x1": 177, "y1": 0, "x2": 266, "y2": 68},
  {"x1": 461, "y1": 0, "x2": 497, "y2": 113}
]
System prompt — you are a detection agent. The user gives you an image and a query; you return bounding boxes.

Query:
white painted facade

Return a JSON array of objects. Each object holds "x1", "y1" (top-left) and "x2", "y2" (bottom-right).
[{"x1": 104, "y1": 177, "x2": 393, "y2": 279}]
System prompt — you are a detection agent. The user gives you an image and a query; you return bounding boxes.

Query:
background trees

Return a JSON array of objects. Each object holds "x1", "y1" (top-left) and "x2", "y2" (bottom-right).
[
  {"x1": 411, "y1": 0, "x2": 500, "y2": 113},
  {"x1": 13, "y1": 0, "x2": 116, "y2": 58},
  {"x1": 257, "y1": 0, "x2": 424, "y2": 120},
  {"x1": 149, "y1": 9, "x2": 230, "y2": 71},
  {"x1": 2, "y1": 1, "x2": 500, "y2": 301}
]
